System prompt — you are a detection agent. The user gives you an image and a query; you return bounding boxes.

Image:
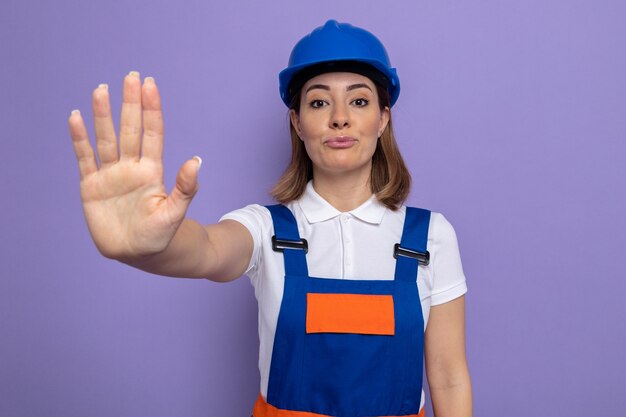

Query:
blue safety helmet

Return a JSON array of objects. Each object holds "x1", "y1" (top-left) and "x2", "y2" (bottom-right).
[{"x1": 279, "y1": 20, "x2": 400, "y2": 108}]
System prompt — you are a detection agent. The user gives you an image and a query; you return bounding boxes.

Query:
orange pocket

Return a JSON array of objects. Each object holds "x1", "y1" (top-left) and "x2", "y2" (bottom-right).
[{"x1": 306, "y1": 293, "x2": 395, "y2": 335}]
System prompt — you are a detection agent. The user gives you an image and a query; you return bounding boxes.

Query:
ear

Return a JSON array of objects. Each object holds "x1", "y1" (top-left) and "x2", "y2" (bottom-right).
[
  {"x1": 378, "y1": 106, "x2": 390, "y2": 137},
  {"x1": 289, "y1": 109, "x2": 302, "y2": 138}
]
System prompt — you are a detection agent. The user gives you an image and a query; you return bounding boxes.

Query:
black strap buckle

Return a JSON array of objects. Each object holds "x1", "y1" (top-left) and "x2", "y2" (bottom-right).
[
  {"x1": 272, "y1": 236, "x2": 309, "y2": 253},
  {"x1": 393, "y1": 243, "x2": 430, "y2": 266}
]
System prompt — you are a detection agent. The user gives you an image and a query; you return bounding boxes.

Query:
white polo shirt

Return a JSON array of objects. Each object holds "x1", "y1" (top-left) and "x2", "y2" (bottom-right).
[{"x1": 220, "y1": 181, "x2": 467, "y2": 407}]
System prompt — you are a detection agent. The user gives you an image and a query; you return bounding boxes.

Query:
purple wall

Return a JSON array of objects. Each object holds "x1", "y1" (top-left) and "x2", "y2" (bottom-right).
[{"x1": 2, "y1": 1, "x2": 625, "y2": 415}]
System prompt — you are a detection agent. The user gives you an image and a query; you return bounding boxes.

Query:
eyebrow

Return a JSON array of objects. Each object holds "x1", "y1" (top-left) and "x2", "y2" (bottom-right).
[
  {"x1": 305, "y1": 83, "x2": 373, "y2": 94},
  {"x1": 305, "y1": 84, "x2": 330, "y2": 93},
  {"x1": 346, "y1": 83, "x2": 372, "y2": 92}
]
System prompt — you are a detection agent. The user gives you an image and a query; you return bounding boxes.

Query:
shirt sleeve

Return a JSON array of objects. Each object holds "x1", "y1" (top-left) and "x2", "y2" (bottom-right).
[
  {"x1": 219, "y1": 204, "x2": 270, "y2": 282},
  {"x1": 429, "y1": 213, "x2": 468, "y2": 305}
]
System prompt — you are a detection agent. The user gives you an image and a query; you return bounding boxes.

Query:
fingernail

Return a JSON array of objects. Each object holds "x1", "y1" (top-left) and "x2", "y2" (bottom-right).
[
  {"x1": 128, "y1": 70, "x2": 140, "y2": 78},
  {"x1": 98, "y1": 83, "x2": 108, "y2": 90},
  {"x1": 71, "y1": 109, "x2": 81, "y2": 116},
  {"x1": 193, "y1": 156, "x2": 203, "y2": 170},
  {"x1": 144, "y1": 76, "x2": 155, "y2": 84}
]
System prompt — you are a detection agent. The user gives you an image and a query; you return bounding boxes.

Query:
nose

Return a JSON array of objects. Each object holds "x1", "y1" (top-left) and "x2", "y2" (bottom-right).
[{"x1": 330, "y1": 102, "x2": 350, "y2": 129}]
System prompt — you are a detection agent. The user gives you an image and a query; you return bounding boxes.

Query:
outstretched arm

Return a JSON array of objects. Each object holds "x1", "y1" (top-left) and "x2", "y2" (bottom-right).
[{"x1": 68, "y1": 72, "x2": 252, "y2": 281}]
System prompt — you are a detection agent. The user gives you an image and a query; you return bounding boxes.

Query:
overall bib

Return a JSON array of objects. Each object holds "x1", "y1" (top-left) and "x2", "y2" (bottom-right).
[{"x1": 252, "y1": 205, "x2": 430, "y2": 417}]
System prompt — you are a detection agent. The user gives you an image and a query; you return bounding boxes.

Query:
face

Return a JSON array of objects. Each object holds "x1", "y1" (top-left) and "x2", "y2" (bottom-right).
[{"x1": 290, "y1": 72, "x2": 390, "y2": 179}]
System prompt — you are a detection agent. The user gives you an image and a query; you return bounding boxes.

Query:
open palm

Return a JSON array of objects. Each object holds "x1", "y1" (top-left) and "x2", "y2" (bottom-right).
[{"x1": 69, "y1": 72, "x2": 201, "y2": 260}]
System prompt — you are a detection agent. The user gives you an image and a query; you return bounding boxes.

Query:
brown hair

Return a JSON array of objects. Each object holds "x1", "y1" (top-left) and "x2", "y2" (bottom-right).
[{"x1": 271, "y1": 80, "x2": 411, "y2": 210}]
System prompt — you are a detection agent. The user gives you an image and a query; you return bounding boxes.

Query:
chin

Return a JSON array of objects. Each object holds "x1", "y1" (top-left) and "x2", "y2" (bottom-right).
[{"x1": 319, "y1": 161, "x2": 372, "y2": 176}]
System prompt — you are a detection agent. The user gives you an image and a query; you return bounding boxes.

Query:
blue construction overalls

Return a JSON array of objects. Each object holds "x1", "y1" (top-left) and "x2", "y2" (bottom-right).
[{"x1": 252, "y1": 205, "x2": 430, "y2": 417}]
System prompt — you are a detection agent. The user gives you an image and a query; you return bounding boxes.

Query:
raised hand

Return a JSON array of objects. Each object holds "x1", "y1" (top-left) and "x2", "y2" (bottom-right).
[{"x1": 68, "y1": 72, "x2": 202, "y2": 261}]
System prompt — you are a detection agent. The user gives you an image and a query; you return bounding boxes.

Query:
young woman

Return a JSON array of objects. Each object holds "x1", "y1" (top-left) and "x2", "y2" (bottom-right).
[{"x1": 69, "y1": 20, "x2": 471, "y2": 417}]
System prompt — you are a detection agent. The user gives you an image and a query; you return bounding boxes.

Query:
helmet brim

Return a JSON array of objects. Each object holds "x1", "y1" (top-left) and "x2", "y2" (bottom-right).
[{"x1": 279, "y1": 58, "x2": 400, "y2": 108}]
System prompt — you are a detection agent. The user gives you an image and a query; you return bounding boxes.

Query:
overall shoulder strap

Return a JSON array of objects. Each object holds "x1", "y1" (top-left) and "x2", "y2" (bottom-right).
[
  {"x1": 394, "y1": 207, "x2": 431, "y2": 282},
  {"x1": 266, "y1": 204, "x2": 309, "y2": 277}
]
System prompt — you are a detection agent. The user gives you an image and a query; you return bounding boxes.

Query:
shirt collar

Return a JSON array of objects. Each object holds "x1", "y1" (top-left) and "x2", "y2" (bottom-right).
[{"x1": 297, "y1": 181, "x2": 387, "y2": 225}]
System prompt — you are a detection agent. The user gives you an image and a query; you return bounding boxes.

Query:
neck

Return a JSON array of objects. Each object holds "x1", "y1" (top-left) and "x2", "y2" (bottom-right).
[{"x1": 312, "y1": 169, "x2": 373, "y2": 212}]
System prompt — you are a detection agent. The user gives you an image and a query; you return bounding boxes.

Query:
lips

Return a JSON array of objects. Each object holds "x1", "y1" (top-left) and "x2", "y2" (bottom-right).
[{"x1": 324, "y1": 136, "x2": 357, "y2": 149}]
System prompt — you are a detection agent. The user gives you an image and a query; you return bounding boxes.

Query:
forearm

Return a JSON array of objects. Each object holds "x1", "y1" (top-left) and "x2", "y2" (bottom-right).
[
  {"x1": 429, "y1": 372, "x2": 472, "y2": 417},
  {"x1": 123, "y1": 218, "x2": 213, "y2": 279}
]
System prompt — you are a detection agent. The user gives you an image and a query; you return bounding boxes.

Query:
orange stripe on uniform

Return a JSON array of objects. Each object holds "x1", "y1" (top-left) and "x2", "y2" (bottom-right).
[
  {"x1": 306, "y1": 293, "x2": 395, "y2": 335},
  {"x1": 252, "y1": 394, "x2": 425, "y2": 417}
]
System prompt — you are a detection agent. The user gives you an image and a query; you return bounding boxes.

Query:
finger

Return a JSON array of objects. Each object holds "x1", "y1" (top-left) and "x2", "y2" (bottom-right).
[
  {"x1": 68, "y1": 110, "x2": 98, "y2": 179},
  {"x1": 119, "y1": 71, "x2": 142, "y2": 161},
  {"x1": 166, "y1": 157, "x2": 202, "y2": 220},
  {"x1": 140, "y1": 76, "x2": 163, "y2": 164},
  {"x1": 92, "y1": 83, "x2": 119, "y2": 167}
]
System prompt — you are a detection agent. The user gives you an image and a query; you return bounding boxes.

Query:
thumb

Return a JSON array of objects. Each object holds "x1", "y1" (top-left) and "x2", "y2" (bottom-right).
[{"x1": 167, "y1": 156, "x2": 202, "y2": 214}]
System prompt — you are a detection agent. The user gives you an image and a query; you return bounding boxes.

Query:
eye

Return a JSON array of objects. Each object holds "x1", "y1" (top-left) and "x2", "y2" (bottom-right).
[
  {"x1": 309, "y1": 99, "x2": 327, "y2": 108},
  {"x1": 352, "y1": 98, "x2": 369, "y2": 107}
]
